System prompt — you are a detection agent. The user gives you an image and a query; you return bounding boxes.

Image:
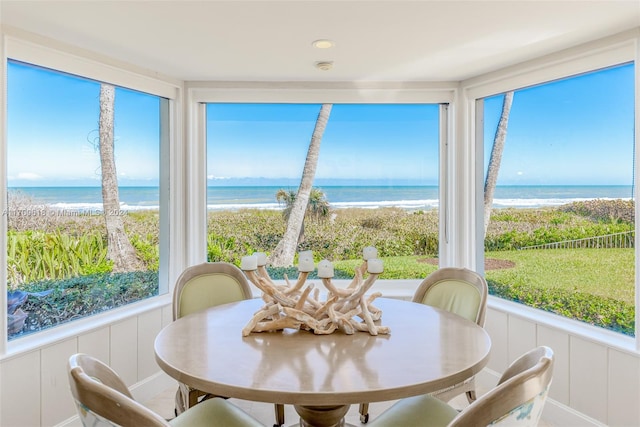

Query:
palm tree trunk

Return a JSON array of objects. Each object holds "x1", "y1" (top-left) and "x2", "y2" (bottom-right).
[
  {"x1": 484, "y1": 91, "x2": 514, "y2": 235},
  {"x1": 269, "y1": 104, "x2": 332, "y2": 267},
  {"x1": 99, "y1": 84, "x2": 142, "y2": 272}
]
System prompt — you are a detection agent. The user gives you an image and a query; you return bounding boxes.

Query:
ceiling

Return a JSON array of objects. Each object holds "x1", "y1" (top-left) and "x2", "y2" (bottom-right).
[{"x1": 1, "y1": 1, "x2": 639, "y2": 83}]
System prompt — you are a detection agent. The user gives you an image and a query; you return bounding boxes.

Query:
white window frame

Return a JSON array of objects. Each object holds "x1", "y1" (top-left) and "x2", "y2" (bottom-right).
[
  {"x1": 462, "y1": 29, "x2": 640, "y2": 351},
  {"x1": 0, "y1": 29, "x2": 183, "y2": 356},
  {"x1": 186, "y1": 83, "x2": 458, "y2": 268}
]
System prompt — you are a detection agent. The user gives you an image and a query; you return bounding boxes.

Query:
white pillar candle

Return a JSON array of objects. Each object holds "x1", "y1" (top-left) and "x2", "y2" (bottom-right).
[
  {"x1": 367, "y1": 258, "x2": 384, "y2": 274},
  {"x1": 317, "y1": 259, "x2": 334, "y2": 278},
  {"x1": 299, "y1": 250, "x2": 313, "y2": 258},
  {"x1": 363, "y1": 246, "x2": 378, "y2": 260},
  {"x1": 254, "y1": 252, "x2": 267, "y2": 266},
  {"x1": 241, "y1": 255, "x2": 258, "y2": 271},
  {"x1": 298, "y1": 253, "x2": 315, "y2": 272}
]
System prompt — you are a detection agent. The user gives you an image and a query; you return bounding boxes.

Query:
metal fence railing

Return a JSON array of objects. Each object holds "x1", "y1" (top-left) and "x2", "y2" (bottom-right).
[{"x1": 519, "y1": 230, "x2": 635, "y2": 250}]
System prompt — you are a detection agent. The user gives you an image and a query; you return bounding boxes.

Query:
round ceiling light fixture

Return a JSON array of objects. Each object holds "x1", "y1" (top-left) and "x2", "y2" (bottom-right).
[
  {"x1": 312, "y1": 39, "x2": 334, "y2": 49},
  {"x1": 315, "y1": 61, "x2": 334, "y2": 71}
]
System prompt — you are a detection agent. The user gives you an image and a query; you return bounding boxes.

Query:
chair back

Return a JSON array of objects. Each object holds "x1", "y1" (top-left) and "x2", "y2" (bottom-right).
[
  {"x1": 412, "y1": 267, "x2": 488, "y2": 326},
  {"x1": 451, "y1": 346, "x2": 555, "y2": 427},
  {"x1": 68, "y1": 353, "x2": 169, "y2": 427},
  {"x1": 173, "y1": 261, "x2": 253, "y2": 320}
]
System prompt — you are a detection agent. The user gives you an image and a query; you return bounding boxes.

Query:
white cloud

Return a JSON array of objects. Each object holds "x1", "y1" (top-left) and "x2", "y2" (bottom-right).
[{"x1": 17, "y1": 172, "x2": 43, "y2": 180}]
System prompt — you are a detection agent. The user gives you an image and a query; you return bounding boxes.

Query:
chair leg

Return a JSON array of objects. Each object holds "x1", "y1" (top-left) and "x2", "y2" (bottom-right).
[
  {"x1": 188, "y1": 389, "x2": 200, "y2": 408},
  {"x1": 174, "y1": 388, "x2": 185, "y2": 416},
  {"x1": 359, "y1": 402, "x2": 370, "y2": 424},
  {"x1": 274, "y1": 403, "x2": 285, "y2": 427},
  {"x1": 465, "y1": 389, "x2": 477, "y2": 403}
]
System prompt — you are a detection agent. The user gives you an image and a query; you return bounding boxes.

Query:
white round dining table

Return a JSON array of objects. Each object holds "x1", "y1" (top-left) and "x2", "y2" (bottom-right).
[{"x1": 154, "y1": 297, "x2": 491, "y2": 427}]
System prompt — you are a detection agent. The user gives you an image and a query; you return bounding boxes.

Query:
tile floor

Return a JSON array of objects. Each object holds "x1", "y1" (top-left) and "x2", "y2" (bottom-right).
[{"x1": 143, "y1": 384, "x2": 553, "y2": 426}]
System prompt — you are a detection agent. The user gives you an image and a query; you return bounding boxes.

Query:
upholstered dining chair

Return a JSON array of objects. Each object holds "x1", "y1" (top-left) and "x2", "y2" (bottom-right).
[
  {"x1": 369, "y1": 346, "x2": 555, "y2": 427},
  {"x1": 172, "y1": 262, "x2": 286, "y2": 427},
  {"x1": 358, "y1": 267, "x2": 488, "y2": 423},
  {"x1": 67, "y1": 353, "x2": 263, "y2": 427}
]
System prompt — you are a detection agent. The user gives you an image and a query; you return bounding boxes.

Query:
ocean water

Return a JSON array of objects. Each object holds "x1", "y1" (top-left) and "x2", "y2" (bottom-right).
[{"x1": 7, "y1": 185, "x2": 634, "y2": 212}]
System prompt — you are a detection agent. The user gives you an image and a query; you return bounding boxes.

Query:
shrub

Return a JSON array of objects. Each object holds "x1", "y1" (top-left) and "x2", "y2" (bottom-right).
[
  {"x1": 7, "y1": 230, "x2": 112, "y2": 286},
  {"x1": 488, "y1": 279, "x2": 634, "y2": 335},
  {"x1": 11, "y1": 271, "x2": 158, "y2": 338},
  {"x1": 560, "y1": 199, "x2": 635, "y2": 224},
  {"x1": 206, "y1": 207, "x2": 439, "y2": 263},
  {"x1": 484, "y1": 205, "x2": 634, "y2": 251}
]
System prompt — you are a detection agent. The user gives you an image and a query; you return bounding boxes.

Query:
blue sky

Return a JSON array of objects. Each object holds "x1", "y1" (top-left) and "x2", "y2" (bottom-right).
[
  {"x1": 7, "y1": 61, "x2": 160, "y2": 187},
  {"x1": 483, "y1": 63, "x2": 635, "y2": 185},
  {"x1": 7, "y1": 60, "x2": 635, "y2": 187},
  {"x1": 206, "y1": 103, "x2": 439, "y2": 186}
]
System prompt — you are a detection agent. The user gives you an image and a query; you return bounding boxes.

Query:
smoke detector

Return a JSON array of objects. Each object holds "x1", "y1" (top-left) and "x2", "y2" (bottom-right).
[{"x1": 315, "y1": 61, "x2": 334, "y2": 71}]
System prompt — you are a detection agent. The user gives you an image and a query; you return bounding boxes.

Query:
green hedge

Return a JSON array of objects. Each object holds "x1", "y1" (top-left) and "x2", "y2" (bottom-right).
[
  {"x1": 12, "y1": 271, "x2": 158, "y2": 338},
  {"x1": 488, "y1": 279, "x2": 634, "y2": 335}
]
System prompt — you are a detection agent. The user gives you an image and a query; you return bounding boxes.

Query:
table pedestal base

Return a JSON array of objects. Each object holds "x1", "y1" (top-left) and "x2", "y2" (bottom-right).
[{"x1": 294, "y1": 404, "x2": 350, "y2": 427}]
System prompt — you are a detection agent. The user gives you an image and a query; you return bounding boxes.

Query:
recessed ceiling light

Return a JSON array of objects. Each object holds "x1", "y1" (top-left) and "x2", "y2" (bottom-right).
[
  {"x1": 312, "y1": 39, "x2": 334, "y2": 49},
  {"x1": 315, "y1": 61, "x2": 333, "y2": 71}
]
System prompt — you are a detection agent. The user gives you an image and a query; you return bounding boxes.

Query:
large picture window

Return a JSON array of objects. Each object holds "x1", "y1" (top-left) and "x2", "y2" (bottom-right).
[
  {"x1": 6, "y1": 60, "x2": 166, "y2": 340},
  {"x1": 205, "y1": 103, "x2": 441, "y2": 280},
  {"x1": 482, "y1": 63, "x2": 635, "y2": 335}
]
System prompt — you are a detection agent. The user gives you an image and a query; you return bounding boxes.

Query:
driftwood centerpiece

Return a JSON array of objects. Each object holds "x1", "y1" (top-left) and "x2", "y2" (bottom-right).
[{"x1": 240, "y1": 248, "x2": 389, "y2": 337}]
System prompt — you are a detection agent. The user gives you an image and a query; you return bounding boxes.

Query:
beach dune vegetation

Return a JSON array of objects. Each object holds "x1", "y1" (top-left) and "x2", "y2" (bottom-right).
[{"x1": 5, "y1": 195, "x2": 636, "y2": 337}]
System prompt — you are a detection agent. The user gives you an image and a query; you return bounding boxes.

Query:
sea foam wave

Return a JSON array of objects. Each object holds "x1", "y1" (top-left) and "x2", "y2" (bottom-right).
[
  {"x1": 45, "y1": 196, "x2": 632, "y2": 212},
  {"x1": 49, "y1": 202, "x2": 159, "y2": 212},
  {"x1": 492, "y1": 197, "x2": 631, "y2": 208}
]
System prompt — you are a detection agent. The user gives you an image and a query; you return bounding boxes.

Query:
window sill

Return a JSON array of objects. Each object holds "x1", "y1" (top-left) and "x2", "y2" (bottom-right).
[
  {"x1": 488, "y1": 296, "x2": 638, "y2": 355},
  {"x1": 4, "y1": 282, "x2": 635, "y2": 360},
  {"x1": 2, "y1": 293, "x2": 172, "y2": 361}
]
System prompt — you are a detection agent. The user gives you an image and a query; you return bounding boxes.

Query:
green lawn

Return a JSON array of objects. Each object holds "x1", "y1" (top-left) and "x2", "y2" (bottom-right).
[
  {"x1": 335, "y1": 248, "x2": 635, "y2": 335},
  {"x1": 485, "y1": 248, "x2": 634, "y2": 305},
  {"x1": 336, "y1": 248, "x2": 634, "y2": 305}
]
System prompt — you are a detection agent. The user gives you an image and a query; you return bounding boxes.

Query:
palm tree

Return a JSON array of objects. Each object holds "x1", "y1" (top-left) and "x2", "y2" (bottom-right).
[
  {"x1": 484, "y1": 91, "x2": 514, "y2": 234},
  {"x1": 268, "y1": 104, "x2": 332, "y2": 267},
  {"x1": 275, "y1": 189, "x2": 296, "y2": 219},
  {"x1": 99, "y1": 83, "x2": 142, "y2": 272},
  {"x1": 276, "y1": 187, "x2": 331, "y2": 244},
  {"x1": 276, "y1": 187, "x2": 330, "y2": 221}
]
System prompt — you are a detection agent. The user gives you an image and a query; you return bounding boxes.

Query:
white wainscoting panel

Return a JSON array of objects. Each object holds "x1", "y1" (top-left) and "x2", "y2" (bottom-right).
[
  {"x1": 537, "y1": 324, "x2": 570, "y2": 405},
  {"x1": 110, "y1": 317, "x2": 138, "y2": 387},
  {"x1": 570, "y1": 336, "x2": 608, "y2": 422},
  {"x1": 78, "y1": 327, "x2": 110, "y2": 363},
  {"x1": 161, "y1": 304, "x2": 173, "y2": 328},
  {"x1": 41, "y1": 338, "x2": 77, "y2": 426},
  {"x1": 486, "y1": 301, "x2": 640, "y2": 426},
  {"x1": 607, "y1": 348, "x2": 640, "y2": 426},
  {"x1": 0, "y1": 303, "x2": 169, "y2": 427},
  {"x1": 506, "y1": 315, "x2": 537, "y2": 365},
  {"x1": 137, "y1": 310, "x2": 163, "y2": 381},
  {"x1": 483, "y1": 309, "x2": 509, "y2": 373},
  {"x1": 0, "y1": 350, "x2": 41, "y2": 427}
]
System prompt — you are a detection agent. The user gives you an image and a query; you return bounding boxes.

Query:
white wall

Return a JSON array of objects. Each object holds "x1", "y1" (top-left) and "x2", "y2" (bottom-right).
[
  {"x1": 484, "y1": 298, "x2": 640, "y2": 427},
  {"x1": 0, "y1": 301, "x2": 174, "y2": 426}
]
